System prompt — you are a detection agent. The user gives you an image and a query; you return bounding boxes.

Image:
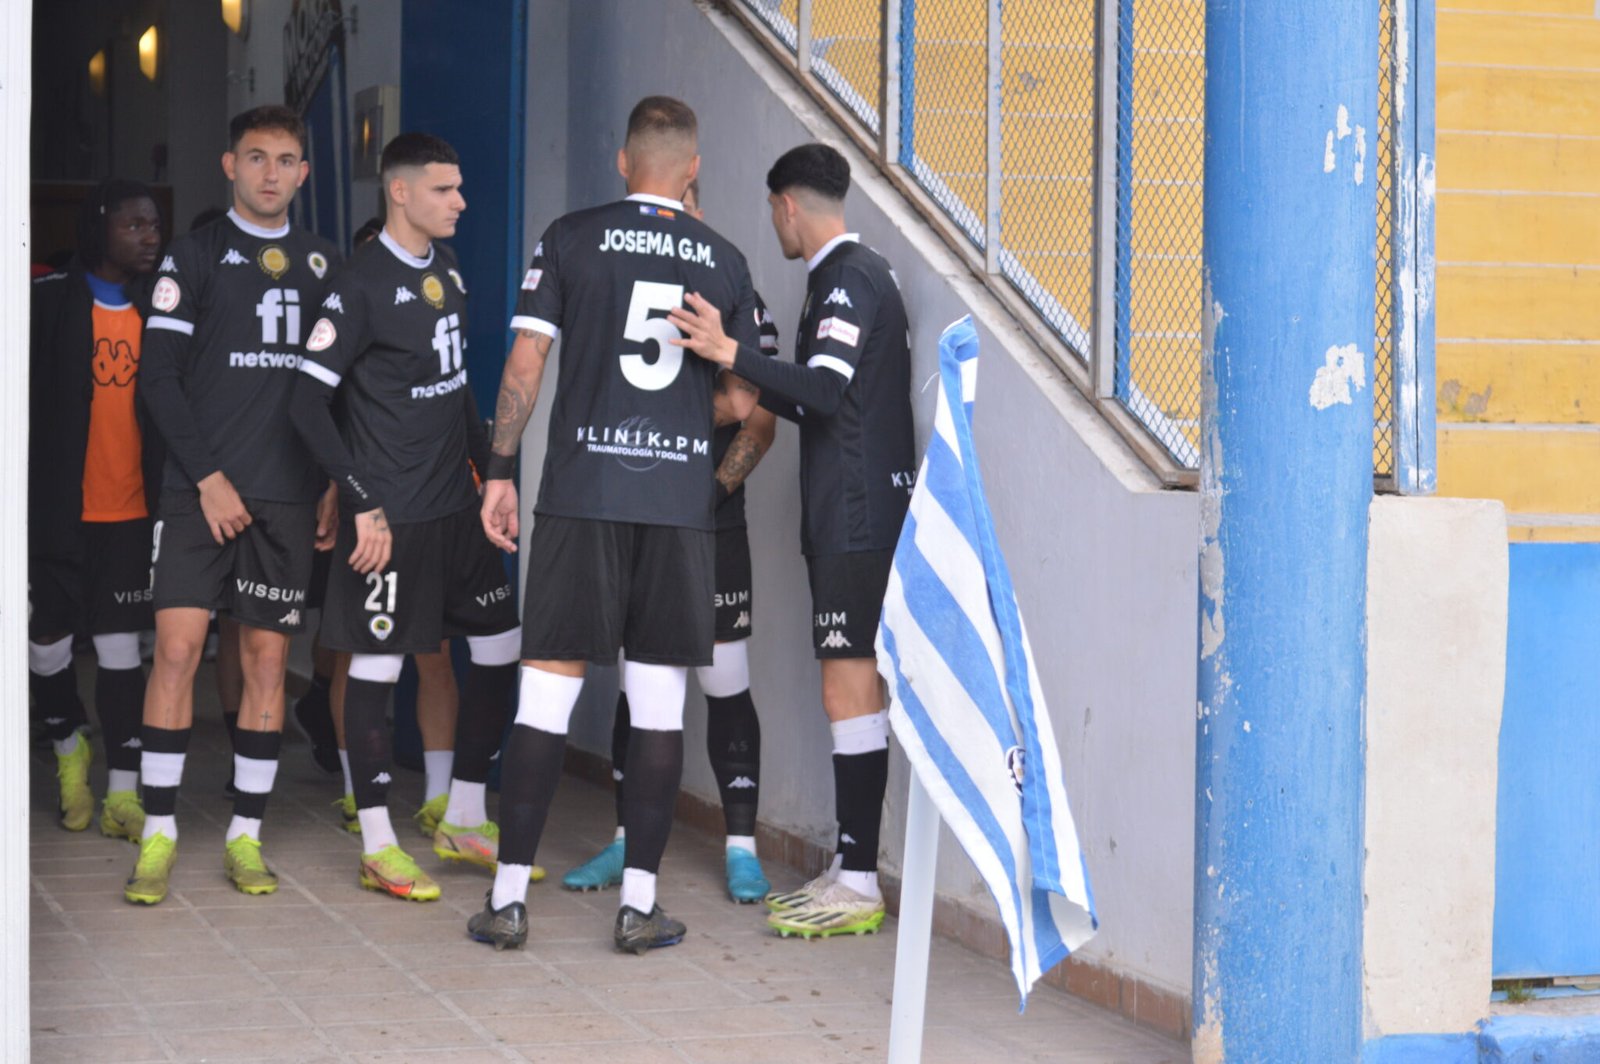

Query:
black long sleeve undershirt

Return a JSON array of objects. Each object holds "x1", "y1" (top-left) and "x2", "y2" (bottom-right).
[
  {"x1": 732, "y1": 344, "x2": 849, "y2": 420},
  {"x1": 288, "y1": 376, "x2": 384, "y2": 516},
  {"x1": 138, "y1": 328, "x2": 222, "y2": 487}
]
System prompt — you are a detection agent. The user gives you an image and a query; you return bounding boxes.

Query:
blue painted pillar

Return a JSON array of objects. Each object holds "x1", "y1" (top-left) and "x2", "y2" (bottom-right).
[{"x1": 1193, "y1": 2, "x2": 1377, "y2": 1060}]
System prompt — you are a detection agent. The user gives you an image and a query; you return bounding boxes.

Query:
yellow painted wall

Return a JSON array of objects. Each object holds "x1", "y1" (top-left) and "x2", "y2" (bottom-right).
[{"x1": 1435, "y1": 3, "x2": 1600, "y2": 540}]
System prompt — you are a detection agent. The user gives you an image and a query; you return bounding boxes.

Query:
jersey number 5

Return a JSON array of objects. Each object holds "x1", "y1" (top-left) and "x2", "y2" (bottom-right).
[{"x1": 620, "y1": 280, "x2": 685, "y2": 391}]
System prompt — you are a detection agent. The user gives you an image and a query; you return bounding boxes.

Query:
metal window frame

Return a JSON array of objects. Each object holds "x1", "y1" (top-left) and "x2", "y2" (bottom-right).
[{"x1": 726, "y1": 0, "x2": 1431, "y2": 492}]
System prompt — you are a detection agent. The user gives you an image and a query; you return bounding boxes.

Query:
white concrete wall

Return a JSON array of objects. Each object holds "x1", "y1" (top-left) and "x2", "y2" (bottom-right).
[
  {"x1": 1363, "y1": 496, "x2": 1508, "y2": 1036},
  {"x1": 517, "y1": 0, "x2": 1202, "y2": 997}
]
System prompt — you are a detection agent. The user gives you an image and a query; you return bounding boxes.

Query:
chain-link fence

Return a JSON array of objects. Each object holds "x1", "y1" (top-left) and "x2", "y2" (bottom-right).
[{"x1": 730, "y1": 0, "x2": 1430, "y2": 489}]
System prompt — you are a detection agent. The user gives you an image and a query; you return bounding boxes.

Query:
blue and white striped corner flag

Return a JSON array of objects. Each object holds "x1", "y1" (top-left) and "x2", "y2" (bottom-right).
[{"x1": 876, "y1": 315, "x2": 1097, "y2": 1004}]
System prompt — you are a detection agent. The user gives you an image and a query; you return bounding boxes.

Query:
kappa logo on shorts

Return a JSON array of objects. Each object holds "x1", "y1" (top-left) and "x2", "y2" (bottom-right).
[
  {"x1": 278, "y1": 609, "x2": 301, "y2": 627},
  {"x1": 733, "y1": 610, "x2": 751, "y2": 629},
  {"x1": 819, "y1": 629, "x2": 853, "y2": 650},
  {"x1": 369, "y1": 614, "x2": 394, "y2": 641}
]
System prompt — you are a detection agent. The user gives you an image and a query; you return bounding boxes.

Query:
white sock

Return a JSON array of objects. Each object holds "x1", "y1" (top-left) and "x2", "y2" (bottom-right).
[
  {"x1": 357, "y1": 807, "x2": 399, "y2": 853},
  {"x1": 444, "y1": 779, "x2": 487, "y2": 828},
  {"x1": 492, "y1": 863, "x2": 532, "y2": 910},
  {"x1": 726, "y1": 834, "x2": 757, "y2": 855},
  {"x1": 233, "y1": 752, "x2": 279, "y2": 796},
  {"x1": 836, "y1": 868, "x2": 881, "y2": 900},
  {"x1": 620, "y1": 867, "x2": 657, "y2": 913},
  {"x1": 226, "y1": 816, "x2": 262, "y2": 842},
  {"x1": 143, "y1": 814, "x2": 177, "y2": 841},
  {"x1": 829, "y1": 711, "x2": 889, "y2": 755},
  {"x1": 613, "y1": 825, "x2": 626, "y2": 842},
  {"x1": 107, "y1": 769, "x2": 138, "y2": 794},
  {"x1": 423, "y1": 750, "x2": 453, "y2": 802},
  {"x1": 53, "y1": 731, "x2": 82, "y2": 757},
  {"x1": 827, "y1": 852, "x2": 844, "y2": 880},
  {"x1": 338, "y1": 748, "x2": 353, "y2": 796}
]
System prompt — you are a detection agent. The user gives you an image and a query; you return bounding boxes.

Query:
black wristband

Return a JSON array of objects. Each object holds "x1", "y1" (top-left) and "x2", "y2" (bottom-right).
[{"x1": 484, "y1": 452, "x2": 517, "y2": 481}]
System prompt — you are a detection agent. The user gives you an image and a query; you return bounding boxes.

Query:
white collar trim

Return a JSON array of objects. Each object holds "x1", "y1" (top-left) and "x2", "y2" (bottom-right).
[
  {"x1": 227, "y1": 208, "x2": 290, "y2": 240},
  {"x1": 807, "y1": 232, "x2": 859, "y2": 273},
  {"x1": 380, "y1": 227, "x2": 435, "y2": 268},
  {"x1": 625, "y1": 193, "x2": 686, "y2": 211}
]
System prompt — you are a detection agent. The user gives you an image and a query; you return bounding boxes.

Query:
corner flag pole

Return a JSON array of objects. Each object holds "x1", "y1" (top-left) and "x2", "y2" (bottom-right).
[{"x1": 887, "y1": 771, "x2": 941, "y2": 1064}]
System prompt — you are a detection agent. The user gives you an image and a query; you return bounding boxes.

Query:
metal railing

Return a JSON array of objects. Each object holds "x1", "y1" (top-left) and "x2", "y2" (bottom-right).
[{"x1": 729, "y1": 0, "x2": 1435, "y2": 492}]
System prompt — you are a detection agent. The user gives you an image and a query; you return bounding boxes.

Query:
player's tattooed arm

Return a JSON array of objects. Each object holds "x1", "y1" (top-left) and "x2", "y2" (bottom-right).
[
  {"x1": 714, "y1": 404, "x2": 777, "y2": 497},
  {"x1": 713, "y1": 370, "x2": 761, "y2": 425},
  {"x1": 489, "y1": 329, "x2": 554, "y2": 461},
  {"x1": 482, "y1": 329, "x2": 553, "y2": 553}
]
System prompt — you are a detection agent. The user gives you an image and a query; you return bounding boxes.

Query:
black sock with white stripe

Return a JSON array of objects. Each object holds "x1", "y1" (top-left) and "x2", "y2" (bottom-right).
[
  {"x1": 140, "y1": 725, "x2": 191, "y2": 840},
  {"x1": 227, "y1": 728, "x2": 282, "y2": 841},
  {"x1": 705, "y1": 691, "x2": 760, "y2": 837},
  {"x1": 95, "y1": 666, "x2": 145, "y2": 791},
  {"x1": 610, "y1": 692, "x2": 631, "y2": 826},
  {"x1": 344, "y1": 678, "x2": 397, "y2": 852}
]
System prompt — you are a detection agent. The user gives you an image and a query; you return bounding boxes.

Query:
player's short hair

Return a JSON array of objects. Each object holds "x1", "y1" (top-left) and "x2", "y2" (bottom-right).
[
  {"x1": 228, "y1": 105, "x2": 307, "y2": 155},
  {"x1": 380, "y1": 132, "x2": 460, "y2": 181},
  {"x1": 625, "y1": 96, "x2": 698, "y2": 147},
  {"x1": 766, "y1": 143, "x2": 850, "y2": 203},
  {"x1": 77, "y1": 178, "x2": 156, "y2": 270}
]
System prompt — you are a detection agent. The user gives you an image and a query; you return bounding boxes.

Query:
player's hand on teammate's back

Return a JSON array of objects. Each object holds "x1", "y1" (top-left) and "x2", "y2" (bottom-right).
[
  {"x1": 668, "y1": 292, "x2": 739, "y2": 367},
  {"x1": 196, "y1": 470, "x2": 253, "y2": 545},
  {"x1": 314, "y1": 482, "x2": 339, "y2": 551},
  {"x1": 350, "y1": 508, "x2": 392, "y2": 574},
  {"x1": 481, "y1": 479, "x2": 520, "y2": 553}
]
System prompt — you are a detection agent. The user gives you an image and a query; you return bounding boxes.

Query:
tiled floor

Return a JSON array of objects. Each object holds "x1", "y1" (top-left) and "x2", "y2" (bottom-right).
[{"x1": 29, "y1": 665, "x2": 1186, "y2": 1063}]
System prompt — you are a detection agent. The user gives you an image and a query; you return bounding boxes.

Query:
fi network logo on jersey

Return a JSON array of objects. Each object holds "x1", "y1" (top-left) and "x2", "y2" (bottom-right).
[
  {"x1": 395, "y1": 286, "x2": 416, "y2": 305},
  {"x1": 824, "y1": 287, "x2": 853, "y2": 308},
  {"x1": 820, "y1": 630, "x2": 853, "y2": 650},
  {"x1": 256, "y1": 289, "x2": 302, "y2": 345},
  {"x1": 220, "y1": 248, "x2": 248, "y2": 266}
]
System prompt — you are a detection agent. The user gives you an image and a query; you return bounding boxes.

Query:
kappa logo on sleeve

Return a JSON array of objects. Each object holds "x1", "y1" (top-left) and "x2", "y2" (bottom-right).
[
  {"x1": 521, "y1": 268, "x2": 543, "y2": 292},
  {"x1": 322, "y1": 293, "x2": 344, "y2": 314},
  {"x1": 159, "y1": 255, "x2": 177, "y2": 273},
  {"x1": 816, "y1": 316, "x2": 860, "y2": 348},
  {"x1": 151, "y1": 277, "x2": 180, "y2": 313},
  {"x1": 824, "y1": 287, "x2": 853, "y2": 308}
]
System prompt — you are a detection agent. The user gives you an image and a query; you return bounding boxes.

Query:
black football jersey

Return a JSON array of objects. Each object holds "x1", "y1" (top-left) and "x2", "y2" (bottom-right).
[
  {"x1": 141, "y1": 210, "x2": 339, "y2": 502},
  {"x1": 512, "y1": 194, "x2": 762, "y2": 532},
  {"x1": 732, "y1": 235, "x2": 915, "y2": 555},
  {"x1": 713, "y1": 290, "x2": 779, "y2": 533},
  {"x1": 296, "y1": 232, "x2": 478, "y2": 524}
]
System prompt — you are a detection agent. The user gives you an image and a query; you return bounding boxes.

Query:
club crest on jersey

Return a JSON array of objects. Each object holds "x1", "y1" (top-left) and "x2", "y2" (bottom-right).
[
  {"x1": 308, "y1": 251, "x2": 329, "y2": 279},
  {"x1": 306, "y1": 318, "x2": 337, "y2": 352},
  {"x1": 448, "y1": 268, "x2": 466, "y2": 293},
  {"x1": 151, "y1": 277, "x2": 180, "y2": 313},
  {"x1": 824, "y1": 287, "x2": 853, "y2": 308},
  {"x1": 420, "y1": 273, "x2": 446, "y2": 308},
  {"x1": 521, "y1": 268, "x2": 543, "y2": 292},
  {"x1": 369, "y1": 614, "x2": 394, "y2": 641},
  {"x1": 258, "y1": 245, "x2": 290, "y2": 279}
]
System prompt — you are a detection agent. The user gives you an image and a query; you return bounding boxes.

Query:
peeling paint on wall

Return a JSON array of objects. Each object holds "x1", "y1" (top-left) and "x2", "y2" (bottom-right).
[{"x1": 1310, "y1": 344, "x2": 1369, "y2": 410}]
